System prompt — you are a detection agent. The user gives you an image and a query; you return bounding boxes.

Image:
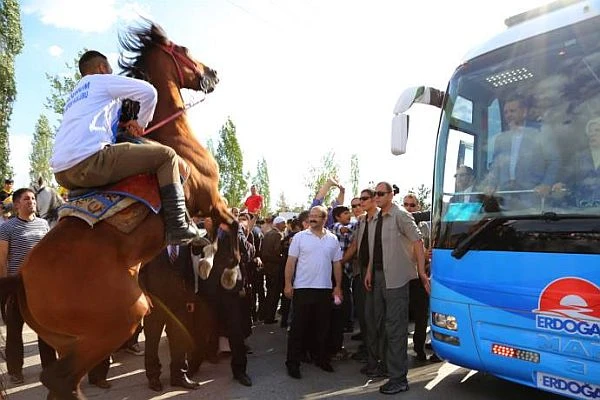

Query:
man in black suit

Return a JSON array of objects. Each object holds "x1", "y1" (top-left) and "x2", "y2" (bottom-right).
[
  {"x1": 140, "y1": 244, "x2": 201, "y2": 392},
  {"x1": 196, "y1": 217, "x2": 254, "y2": 387}
]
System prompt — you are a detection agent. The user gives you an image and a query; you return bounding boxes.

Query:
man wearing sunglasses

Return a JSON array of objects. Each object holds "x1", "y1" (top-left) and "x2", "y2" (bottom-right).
[
  {"x1": 402, "y1": 194, "x2": 441, "y2": 364},
  {"x1": 341, "y1": 190, "x2": 377, "y2": 364},
  {"x1": 451, "y1": 165, "x2": 476, "y2": 203},
  {"x1": 363, "y1": 182, "x2": 427, "y2": 395}
]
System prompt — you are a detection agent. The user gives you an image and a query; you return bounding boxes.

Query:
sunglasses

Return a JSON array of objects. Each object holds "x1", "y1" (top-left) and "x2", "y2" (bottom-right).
[
  {"x1": 374, "y1": 191, "x2": 391, "y2": 197},
  {"x1": 359, "y1": 196, "x2": 372, "y2": 201},
  {"x1": 403, "y1": 202, "x2": 417, "y2": 207},
  {"x1": 351, "y1": 204, "x2": 360, "y2": 208}
]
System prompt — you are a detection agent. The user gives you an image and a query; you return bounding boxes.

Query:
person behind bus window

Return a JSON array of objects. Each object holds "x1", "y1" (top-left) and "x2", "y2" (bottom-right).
[
  {"x1": 484, "y1": 97, "x2": 559, "y2": 206},
  {"x1": 569, "y1": 116, "x2": 600, "y2": 205},
  {"x1": 451, "y1": 165, "x2": 476, "y2": 203}
]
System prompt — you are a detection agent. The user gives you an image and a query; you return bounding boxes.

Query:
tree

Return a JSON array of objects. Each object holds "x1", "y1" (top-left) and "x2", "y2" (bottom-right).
[
  {"x1": 252, "y1": 157, "x2": 271, "y2": 216},
  {"x1": 214, "y1": 117, "x2": 246, "y2": 207},
  {"x1": 304, "y1": 150, "x2": 340, "y2": 205},
  {"x1": 45, "y1": 49, "x2": 85, "y2": 121},
  {"x1": 0, "y1": 0, "x2": 24, "y2": 180},
  {"x1": 29, "y1": 114, "x2": 54, "y2": 185},
  {"x1": 275, "y1": 192, "x2": 290, "y2": 213},
  {"x1": 350, "y1": 153, "x2": 360, "y2": 198},
  {"x1": 409, "y1": 184, "x2": 432, "y2": 211},
  {"x1": 206, "y1": 137, "x2": 215, "y2": 156}
]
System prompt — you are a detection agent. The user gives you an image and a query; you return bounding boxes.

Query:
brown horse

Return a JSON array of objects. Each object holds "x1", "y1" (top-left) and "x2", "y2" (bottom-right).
[{"x1": 2, "y1": 22, "x2": 238, "y2": 399}]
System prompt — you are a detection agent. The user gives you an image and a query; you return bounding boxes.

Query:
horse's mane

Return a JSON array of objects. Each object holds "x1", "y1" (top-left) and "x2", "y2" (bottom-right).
[{"x1": 118, "y1": 20, "x2": 169, "y2": 80}]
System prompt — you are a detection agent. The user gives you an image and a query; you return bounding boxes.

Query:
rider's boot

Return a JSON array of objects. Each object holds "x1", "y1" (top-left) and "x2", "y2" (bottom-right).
[{"x1": 159, "y1": 183, "x2": 200, "y2": 245}]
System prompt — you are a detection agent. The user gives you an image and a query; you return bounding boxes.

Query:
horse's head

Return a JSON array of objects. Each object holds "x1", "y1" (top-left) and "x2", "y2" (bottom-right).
[
  {"x1": 119, "y1": 21, "x2": 219, "y2": 94},
  {"x1": 156, "y1": 42, "x2": 219, "y2": 94}
]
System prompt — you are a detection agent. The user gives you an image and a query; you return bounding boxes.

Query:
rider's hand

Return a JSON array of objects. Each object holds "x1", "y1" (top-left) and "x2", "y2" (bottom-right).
[{"x1": 122, "y1": 121, "x2": 144, "y2": 137}]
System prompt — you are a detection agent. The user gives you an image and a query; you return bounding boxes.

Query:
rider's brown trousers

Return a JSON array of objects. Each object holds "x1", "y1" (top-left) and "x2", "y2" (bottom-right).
[{"x1": 55, "y1": 141, "x2": 179, "y2": 190}]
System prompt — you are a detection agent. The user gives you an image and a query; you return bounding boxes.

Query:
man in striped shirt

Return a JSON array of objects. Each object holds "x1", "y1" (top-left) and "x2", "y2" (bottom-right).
[{"x1": 0, "y1": 188, "x2": 56, "y2": 384}]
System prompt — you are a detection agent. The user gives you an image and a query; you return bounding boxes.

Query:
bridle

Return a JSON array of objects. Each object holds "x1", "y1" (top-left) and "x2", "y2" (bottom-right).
[
  {"x1": 158, "y1": 42, "x2": 203, "y2": 88},
  {"x1": 144, "y1": 42, "x2": 212, "y2": 135}
]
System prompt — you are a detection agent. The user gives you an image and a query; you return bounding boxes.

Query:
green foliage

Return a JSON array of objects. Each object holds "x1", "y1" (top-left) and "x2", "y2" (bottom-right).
[
  {"x1": 214, "y1": 117, "x2": 246, "y2": 207},
  {"x1": 252, "y1": 157, "x2": 271, "y2": 216},
  {"x1": 45, "y1": 49, "x2": 85, "y2": 121},
  {"x1": 409, "y1": 184, "x2": 432, "y2": 211},
  {"x1": 0, "y1": 0, "x2": 24, "y2": 180},
  {"x1": 206, "y1": 138, "x2": 215, "y2": 156},
  {"x1": 275, "y1": 192, "x2": 289, "y2": 213},
  {"x1": 29, "y1": 114, "x2": 54, "y2": 185},
  {"x1": 0, "y1": 0, "x2": 23, "y2": 54},
  {"x1": 350, "y1": 153, "x2": 359, "y2": 198},
  {"x1": 304, "y1": 150, "x2": 339, "y2": 205}
]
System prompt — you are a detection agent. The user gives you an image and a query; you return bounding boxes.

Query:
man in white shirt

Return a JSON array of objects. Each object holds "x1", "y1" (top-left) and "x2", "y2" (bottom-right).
[
  {"x1": 51, "y1": 50, "x2": 199, "y2": 245},
  {"x1": 283, "y1": 205, "x2": 343, "y2": 379}
]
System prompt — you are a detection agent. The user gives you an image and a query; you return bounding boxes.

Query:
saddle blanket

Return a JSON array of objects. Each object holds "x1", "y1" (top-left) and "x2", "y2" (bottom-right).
[{"x1": 58, "y1": 174, "x2": 161, "y2": 233}]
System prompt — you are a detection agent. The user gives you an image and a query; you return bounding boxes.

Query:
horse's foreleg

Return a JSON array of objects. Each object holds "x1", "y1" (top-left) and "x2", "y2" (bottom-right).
[
  {"x1": 40, "y1": 353, "x2": 81, "y2": 400},
  {"x1": 212, "y1": 197, "x2": 235, "y2": 226}
]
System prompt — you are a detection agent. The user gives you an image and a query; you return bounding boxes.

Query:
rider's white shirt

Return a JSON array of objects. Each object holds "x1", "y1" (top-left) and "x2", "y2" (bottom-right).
[{"x1": 51, "y1": 73, "x2": 157, "y2": 173}]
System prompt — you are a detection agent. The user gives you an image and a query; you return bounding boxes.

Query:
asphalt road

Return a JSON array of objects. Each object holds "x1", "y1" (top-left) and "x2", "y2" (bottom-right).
[{"x1": 2, "y1": 322, "x2": 565, "y2": 400}]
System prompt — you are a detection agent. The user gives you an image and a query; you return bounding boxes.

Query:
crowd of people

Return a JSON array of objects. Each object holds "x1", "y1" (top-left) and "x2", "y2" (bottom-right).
[
  {"x1": 0, "y1": 176, "x2": 441, "y2": 396},
  {"x1": 0, "y1": 49, "x2": 445, "y2": 397}
]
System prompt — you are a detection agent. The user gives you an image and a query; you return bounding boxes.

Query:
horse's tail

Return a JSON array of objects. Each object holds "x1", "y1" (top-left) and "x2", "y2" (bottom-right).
[
  {"x1": 0, "y1": 275, "x2": 23, "y2": 298},
  {"x1": 0, "y1": 276, "x2": 22, "y2": 399}
]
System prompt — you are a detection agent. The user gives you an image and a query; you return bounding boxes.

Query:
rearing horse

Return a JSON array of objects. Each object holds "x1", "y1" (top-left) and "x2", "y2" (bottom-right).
[{"x1": 4, "y1": 22, "x2": 238, "y2": 399}]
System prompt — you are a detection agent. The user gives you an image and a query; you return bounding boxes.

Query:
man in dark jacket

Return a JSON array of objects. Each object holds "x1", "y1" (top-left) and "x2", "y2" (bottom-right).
[
  {"x1": 260, "y1": 216, "x2": 286, "y2": 323},
  {"x1": 140, "y1": 244, "x2": 201, "y2": 392},
  {"x1": 196, "y1": 218, "x2": 254, "y2": 387}
]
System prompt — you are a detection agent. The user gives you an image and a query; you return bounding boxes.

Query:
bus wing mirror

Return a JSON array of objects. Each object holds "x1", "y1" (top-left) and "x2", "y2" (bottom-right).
[
  {"x1": 393, "y1": 86, "x2": 445, "y2": 114},
  {"x1": 391, "y1": 114, "x2": 409, "y2": 155},
  {"x1": 391, "y1": 86, "x2": 444, "y2": 156}
]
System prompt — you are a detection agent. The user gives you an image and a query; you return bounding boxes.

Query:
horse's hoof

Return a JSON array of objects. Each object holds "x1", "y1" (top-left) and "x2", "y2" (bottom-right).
[
  {"x1": 40, "y1": 369, "x2": 79, "y2": 400},
  {"x1": 198, "y1": 259, "x2": 213, "y2": 280},
  {"x1": 220, "y1": 267, "x2": 239, "y2": 290}
]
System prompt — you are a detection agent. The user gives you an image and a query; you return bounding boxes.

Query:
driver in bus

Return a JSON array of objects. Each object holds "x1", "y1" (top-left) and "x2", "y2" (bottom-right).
[{"x1": 483, "y1": 97, "x2": 560, "y2": 207}]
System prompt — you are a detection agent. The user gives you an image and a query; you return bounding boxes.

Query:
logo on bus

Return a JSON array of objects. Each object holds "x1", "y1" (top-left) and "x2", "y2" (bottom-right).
[{"x1": 533, "y1": 277, "x2": 600, "y2": 339}]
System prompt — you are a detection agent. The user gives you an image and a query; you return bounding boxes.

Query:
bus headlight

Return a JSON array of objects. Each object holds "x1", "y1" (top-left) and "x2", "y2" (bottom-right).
[{"x1": 432, "y1": 312, "x2": 458, "y2": 331}]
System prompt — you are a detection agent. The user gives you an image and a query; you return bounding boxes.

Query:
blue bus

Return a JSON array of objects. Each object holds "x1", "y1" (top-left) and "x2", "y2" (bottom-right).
[{"x1": 392, "y1": 1, "x2": 600, "y2": 399}]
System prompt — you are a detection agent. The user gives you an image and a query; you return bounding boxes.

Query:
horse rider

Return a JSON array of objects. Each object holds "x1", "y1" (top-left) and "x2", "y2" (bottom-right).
[{"x1": 50, "y1": 50, "x2": 200, "y2": 245}]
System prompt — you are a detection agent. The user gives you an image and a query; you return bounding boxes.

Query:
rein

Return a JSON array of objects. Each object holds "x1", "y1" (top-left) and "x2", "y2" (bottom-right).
[{"x1": 144, "y1": 96, "x2": 204, "y2": 135}]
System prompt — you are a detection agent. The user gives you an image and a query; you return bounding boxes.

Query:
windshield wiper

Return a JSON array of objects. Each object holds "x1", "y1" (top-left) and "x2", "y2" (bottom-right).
[
  {"x1": 450, "y1": 212, "x2": 600, "y2": 259},
  {"x1": 451, "y1": 217, "x2": 506, "y2": 259}
]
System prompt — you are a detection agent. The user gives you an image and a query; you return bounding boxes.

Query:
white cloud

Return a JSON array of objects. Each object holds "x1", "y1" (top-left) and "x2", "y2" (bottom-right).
[
  {"x1": 9, "y1": 134, "x2": 32, "y2": 189},
  {"x1": 106, "y1": 52, "x2": 120, "y2": 70},
  {"x1": 47, "y1": 45, "x2": 63, "y2": 57},
  {"x1": 23, "y1": 0, "x2": 152, "y2": 33}
]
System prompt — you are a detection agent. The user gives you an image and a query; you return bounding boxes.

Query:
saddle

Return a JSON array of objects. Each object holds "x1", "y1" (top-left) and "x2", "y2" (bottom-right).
[{"x1": 58, "y1": 174, "x2": 162, "y2": 233}]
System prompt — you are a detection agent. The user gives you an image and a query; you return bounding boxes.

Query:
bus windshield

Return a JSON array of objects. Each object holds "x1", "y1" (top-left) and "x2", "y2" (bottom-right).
[{"x1": 434, "y1": 15, "x2": 600, "y2": 252}]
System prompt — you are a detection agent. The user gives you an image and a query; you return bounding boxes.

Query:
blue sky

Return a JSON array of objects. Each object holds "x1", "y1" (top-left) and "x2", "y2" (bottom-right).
[{"x1": 10, "y1": 0, "x2": 548, "y2": 206}]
